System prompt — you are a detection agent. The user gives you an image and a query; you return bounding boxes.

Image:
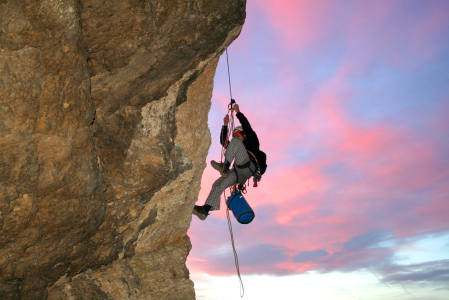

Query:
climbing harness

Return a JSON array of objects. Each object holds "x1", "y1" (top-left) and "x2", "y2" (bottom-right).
[
  {"x1": 247, "y1": 150, "x2": 262, "y2": 187},
  {"x1": 238, "y1": 183, "x2": 247, "y2": 194}
]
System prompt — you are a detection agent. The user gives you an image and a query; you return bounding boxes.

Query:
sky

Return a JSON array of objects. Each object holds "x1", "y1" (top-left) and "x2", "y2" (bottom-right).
[{"x1": 187, "y1": 1, "x2": 449, "y2": 299}]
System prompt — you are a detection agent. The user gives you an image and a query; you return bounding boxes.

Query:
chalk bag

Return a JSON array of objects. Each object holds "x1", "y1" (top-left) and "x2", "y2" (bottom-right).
[{"x1": 226, "y1": 191, "x2": 255, "y2": 224}]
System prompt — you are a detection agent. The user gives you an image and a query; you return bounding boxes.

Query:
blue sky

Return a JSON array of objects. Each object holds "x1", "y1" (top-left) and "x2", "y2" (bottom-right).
[{"x1": 188, "y1": 1, "x2": 449, "y2": 299}]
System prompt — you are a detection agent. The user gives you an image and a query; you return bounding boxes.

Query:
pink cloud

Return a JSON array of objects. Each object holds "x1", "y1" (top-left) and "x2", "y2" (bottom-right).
[
  {"x1": 219, "y1": 102, "x2": 447, "y2": 274},
  {"x1": 190, "y1": 1, "x2": 449, "y2": 282},
  {"x1": 212, "y1": 91, "x2": 232, "y2": 109},
  {"x1": 342, "y1": 1, "x2": 449, "y2": 67},
  {"x1": 258, "y1": 160, "x2": 330, "y2": 205},
  {"x1": 253, "y1": 0, "x2": 449, "y2": 69},
  {"x1": 198, "y1": 85, "x2": 447, "y2": 266},
  {"x1": 253, "y1": 0, "x2": 342, "y2": 50}
]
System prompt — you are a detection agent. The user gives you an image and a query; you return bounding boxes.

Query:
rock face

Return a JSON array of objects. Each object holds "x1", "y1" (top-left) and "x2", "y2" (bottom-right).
[{"x1": 0, "y1": 0, "x2": 246, "y2": 299}]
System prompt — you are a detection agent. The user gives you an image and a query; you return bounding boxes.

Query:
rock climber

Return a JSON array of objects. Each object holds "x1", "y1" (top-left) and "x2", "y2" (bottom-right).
[{"x1": 193, "y1": 104, "x2": 260, "y2": 220}]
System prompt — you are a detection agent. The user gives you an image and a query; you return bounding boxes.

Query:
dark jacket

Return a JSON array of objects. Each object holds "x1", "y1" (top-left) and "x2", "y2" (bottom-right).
[{"x1": 220, "y1": 112, "x2": 260, "y2": 160}]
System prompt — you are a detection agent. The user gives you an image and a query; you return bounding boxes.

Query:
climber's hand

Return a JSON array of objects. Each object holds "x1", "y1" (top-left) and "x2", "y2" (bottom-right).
[
  {"x1": 224, "y1": 115, "x2": 229, "y2": 125},
  {"x1": 233, "y1": 104, "x2": 240, "y2": 113}
]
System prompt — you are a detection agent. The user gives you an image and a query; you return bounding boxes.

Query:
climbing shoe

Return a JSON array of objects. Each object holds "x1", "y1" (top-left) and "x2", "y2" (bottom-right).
[
  {"x1": 192, "y1": 205, "x2": 209, "y2": 220},
  {"x1": 211, "y1": 160, "x2": 229, "y2": 177}
]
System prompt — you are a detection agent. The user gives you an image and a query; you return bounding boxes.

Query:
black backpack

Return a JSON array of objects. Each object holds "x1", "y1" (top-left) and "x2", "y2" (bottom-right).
[{"x1": 258, "y1": 150, "x2": 267, "y2": 175}]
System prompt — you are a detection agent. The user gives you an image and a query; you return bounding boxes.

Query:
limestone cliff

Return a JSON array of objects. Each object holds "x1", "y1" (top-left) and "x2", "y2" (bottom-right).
[{"x1": 0, "y1": 0, "x2": 246, "y2": 299}]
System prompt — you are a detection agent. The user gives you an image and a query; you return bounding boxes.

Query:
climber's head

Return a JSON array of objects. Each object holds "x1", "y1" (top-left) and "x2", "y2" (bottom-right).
[{"x1": 233, "y1": 126, "x2": 246, "y2": 141}]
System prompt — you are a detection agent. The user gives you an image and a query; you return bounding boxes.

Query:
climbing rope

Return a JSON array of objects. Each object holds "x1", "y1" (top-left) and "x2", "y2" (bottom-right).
[
  {"x1": 226, "y1": 189, "x2": 245, "y2": 297},
  {"x1": 221, "y1": 48, "x2": 245, "y2": 297},
  {"x1": 226, "y1": 48, "x2": 233, "y2": 100},
  {"x1": 220, "y1": 106, "x2": 235, "y2": 163},
  {"x1": 221, "y1": 101, "x2": 244, "y2": 297},
  {"x1": 221, "y1": 48, "x2": 236, "y2": 161}
]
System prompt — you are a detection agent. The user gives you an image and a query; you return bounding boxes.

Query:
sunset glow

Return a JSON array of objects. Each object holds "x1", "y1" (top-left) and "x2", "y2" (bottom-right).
[{"x1": 188, "y1": 1, "x2": 449, "y2": 299}]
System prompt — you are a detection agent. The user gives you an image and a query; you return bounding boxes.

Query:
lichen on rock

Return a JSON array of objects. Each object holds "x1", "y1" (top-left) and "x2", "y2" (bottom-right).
[{"x1": 0, "y1": 0, "x2": 246, "y2": 298}]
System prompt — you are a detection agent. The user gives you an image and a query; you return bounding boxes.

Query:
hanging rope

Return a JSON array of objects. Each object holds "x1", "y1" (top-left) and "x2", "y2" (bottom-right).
[
  {"x1": 221, "y1": 48, "x2": 245, "y2": 297},
  {"x1": 221, "y1": 47, "x2": 236, "y2": 165},
  {"x1": 220, "y1": 108, "x2": 235, "y2": 163},
  {"x1": 221, "y1": 107, "x2": 244, "y2": 297},
  {"x1": 226, "y1": 48, "x2": 233, "y2": 100},
  {"x1": 226, "y1": 189, "x2": 245, "y2": 297}
]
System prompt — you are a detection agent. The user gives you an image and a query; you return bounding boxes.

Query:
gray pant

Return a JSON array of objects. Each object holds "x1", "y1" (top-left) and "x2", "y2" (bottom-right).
[{"x1": 205, "y1": 137, "x2": 254, "y2": 211}]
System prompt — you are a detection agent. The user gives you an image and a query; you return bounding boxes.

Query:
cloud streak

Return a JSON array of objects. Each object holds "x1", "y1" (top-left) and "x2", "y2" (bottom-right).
[{"x1": 188, "y1": 1, "x2": 449, "y2": 298}]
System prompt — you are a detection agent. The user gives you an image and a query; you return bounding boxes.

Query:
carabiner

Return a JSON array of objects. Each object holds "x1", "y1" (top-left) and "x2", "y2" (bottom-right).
[{"x1": 228, "y1": 99, "x2": 236, "y2": 111}]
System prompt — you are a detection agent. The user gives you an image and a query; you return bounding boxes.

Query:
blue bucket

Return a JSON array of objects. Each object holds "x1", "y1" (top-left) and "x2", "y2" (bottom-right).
[{"x1": 226, "y1": 191, "x2": 255, "y2": 224}]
